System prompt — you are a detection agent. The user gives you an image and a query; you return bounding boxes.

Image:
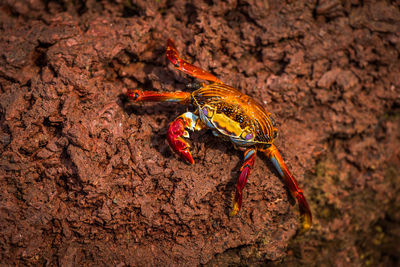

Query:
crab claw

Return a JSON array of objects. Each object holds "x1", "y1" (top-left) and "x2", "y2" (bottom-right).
[
  {"x1": 263, "y1": 144, "x2": 312, "y2": 232},
  {"x1": 167, "y1": 117, "x2": 194, "y2": 164}
]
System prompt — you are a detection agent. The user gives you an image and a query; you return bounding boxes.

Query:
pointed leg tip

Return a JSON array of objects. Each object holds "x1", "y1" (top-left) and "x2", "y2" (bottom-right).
[
  {"x1": 230, "y1": 203, "x2": 240, "y2": 217},
  {"x1": 299, "y1": 225, "x2": 311, "y2": 235},
  {"x1": 167, "y1": 38, "x2": 175, "y2": 45},
  {"x1": 301, "y1": 222, "x2": 311, "y2": 232},
  {"x1": 297, "y1": 195, "x2": 312, "y2": 232},
  {"x1": 299, "y1": 214, "x2": 312, "y2": 233}
]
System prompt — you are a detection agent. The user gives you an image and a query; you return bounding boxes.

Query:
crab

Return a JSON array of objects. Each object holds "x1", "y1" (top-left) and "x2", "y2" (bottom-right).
[{"x1": 128, "y1": 39, "x2": 312, "y2": 231}]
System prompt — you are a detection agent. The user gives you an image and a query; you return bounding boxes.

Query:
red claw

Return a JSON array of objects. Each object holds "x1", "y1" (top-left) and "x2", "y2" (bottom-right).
[{"x1": 167, "y1": 118, "x2": 194, "y2": 164}]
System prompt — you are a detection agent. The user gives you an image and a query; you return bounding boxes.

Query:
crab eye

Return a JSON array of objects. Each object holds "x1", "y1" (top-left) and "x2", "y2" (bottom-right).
[
  {"x1": 240, "y1": 132, "x2": 254, "y2": 141},
  {"x1": 245, "y1": 133, "x2": 254, "y2": 140},
  {"x1": 273, "y1": 129, "x2": 278, "y2": 139},
  {"x1": 202, "y1": 107, "x2": 208, "y2": 116},
  {"x1": 202, "y1": 106, "x2": 214, "y2": 118},
  {"x1": 270, "y1": 115, "x2": 276, "y2": 127}
]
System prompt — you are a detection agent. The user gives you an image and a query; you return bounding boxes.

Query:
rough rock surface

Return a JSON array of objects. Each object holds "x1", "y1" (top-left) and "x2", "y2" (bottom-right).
[{"x1": 0, "y1": 0, "x2": 399, "y2": 266}]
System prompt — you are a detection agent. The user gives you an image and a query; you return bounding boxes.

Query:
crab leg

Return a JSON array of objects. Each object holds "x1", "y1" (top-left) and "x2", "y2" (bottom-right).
[
  {"x1": 230, "y1": 148, "x2": 257, "y2": 216},
  {"x1": 168, "y1": 112, "x2": 204, "y2": 165},
  {"x1": 128, "y1": 90, "x2": 191, "y2": 104},
  {"x1": 167, "y1": 39, "x2": 222, "y2": 84},
  {"x1": 263, "y1": 145, "x2": 312, "y2": 231}
]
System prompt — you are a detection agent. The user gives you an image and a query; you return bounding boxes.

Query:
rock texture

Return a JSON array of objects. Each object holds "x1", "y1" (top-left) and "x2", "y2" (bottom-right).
[{"x1": 0, "y1": 0, "x2": 399, "y2": 266}]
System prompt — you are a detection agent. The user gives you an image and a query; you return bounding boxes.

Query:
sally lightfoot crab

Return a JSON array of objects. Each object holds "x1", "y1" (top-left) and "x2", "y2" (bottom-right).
[{"x1": 128, "y1": 39, "x2": 312, "y2": 231}]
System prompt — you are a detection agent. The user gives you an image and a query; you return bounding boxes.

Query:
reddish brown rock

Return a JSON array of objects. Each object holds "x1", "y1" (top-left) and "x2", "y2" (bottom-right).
[{"x1": 0, "y1": 0, "x2": 399, "y2": 266}]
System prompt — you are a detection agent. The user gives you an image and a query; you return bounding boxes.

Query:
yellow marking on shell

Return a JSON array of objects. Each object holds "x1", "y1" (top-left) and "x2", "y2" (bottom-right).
[
  {"x1": 193, "y1": 83, "x2": 276, "y2": 143},
  {"x1": 211, "y1": 113, "x2": 243, "y2": 137}
]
